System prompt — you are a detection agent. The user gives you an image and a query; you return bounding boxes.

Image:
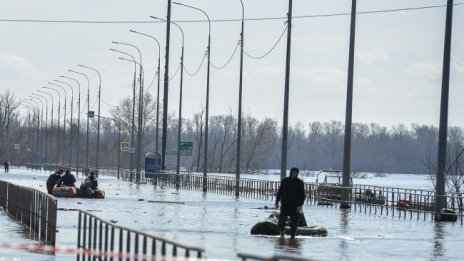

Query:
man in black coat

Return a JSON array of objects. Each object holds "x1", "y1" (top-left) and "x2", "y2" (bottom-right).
[
  {"x1": 59, "y1": 169, "x2": 76, "y2": 187},
  {"x1": 275, "y1": 167, "x2": 306, "y2": 238},
  {"x1": 46, "y1": 169, "x2": 64, "y2": 194}
]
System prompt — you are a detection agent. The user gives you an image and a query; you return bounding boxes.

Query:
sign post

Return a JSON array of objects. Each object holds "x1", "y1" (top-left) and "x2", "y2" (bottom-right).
[{"x1": 120, "y1": 142, "x2": 130, "y2": 152}]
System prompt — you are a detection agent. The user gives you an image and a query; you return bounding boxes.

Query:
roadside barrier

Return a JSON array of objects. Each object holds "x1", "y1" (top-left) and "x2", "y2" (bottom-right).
[
  {"x1": 0, "y1": 180, "x2": 57, "y2": 245},
  {"x1": 77, "y1": 210, "x2": 205, "y2": 261}
]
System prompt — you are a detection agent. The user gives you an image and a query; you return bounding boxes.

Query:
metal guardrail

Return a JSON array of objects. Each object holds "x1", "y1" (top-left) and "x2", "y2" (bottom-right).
[
  {"x1": 0, "y1": 180, "x2": 57, "y2": 245},
  {"x1": 237, "y1": 253, "x2": 316, "y2": 261},
  {"x1": 76, "y1": 210, "x2": 205, "y2": 261}
]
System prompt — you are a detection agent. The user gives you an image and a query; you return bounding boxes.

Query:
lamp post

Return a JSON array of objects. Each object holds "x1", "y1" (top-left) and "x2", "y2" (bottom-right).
[
  {"x1": 112, "y1": 41, "x2": 143, "y2": 181},
  {"x1": 150, "y1": 17, "x2": 184, "y2": 186},
  {"x1": 54, "y1": 80, "x2": 74, "y2": 168},
  {"x1": 37, "y1": 90, "x2": 55, "y2": 163},
  {"x1": 48, "y1": 82, "x2": 67, "y2": 166},
  {"x1": 29, "y1": 96, "x2": 46, "y2": 162},
  {"x1": 236, "y1": 0, "x2": 245, "y2": 197},
  {"x1": 68, "y1": 70, "x2": 91, "y2": 171},
  {"x1": 32, "y1": 93, "x2": 50, "y2": 162},
  {"x1": 97, "y1": 115, "x2": 122, "y2": 179},
  {"x1": 23, "y1": 100, "x2": 40, "y2": 162},
  {"x1": 43, "y1": 87, "x2": 61, "y2": 165},
  {"x1": 110, "y1": 48, "x2": 137, "y2": 177},
  {"x1": 78, "y1": 64, "x2": 102, "y2": 174},
  {"x1": 173, "y1": 1, "x2": 211, "y2": 192},
  {"x1": 21, "y1": 104, "x2": 36, "y2": 162},
  {"x1": 61, "y1": 76, "x2": 81, "y2": 175},
  {"x1": 129, "y1": 29, "x2": 162, "y2": 159}
]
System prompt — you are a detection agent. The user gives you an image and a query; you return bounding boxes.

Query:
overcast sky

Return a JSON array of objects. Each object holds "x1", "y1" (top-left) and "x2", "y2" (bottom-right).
[{"x1": 0, "y1": 0, "x2": 463, "y2": 128}]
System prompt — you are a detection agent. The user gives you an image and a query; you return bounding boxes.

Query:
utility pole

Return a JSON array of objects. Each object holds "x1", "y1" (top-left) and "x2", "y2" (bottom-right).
[
  {"x1": 162, "y1": 0, "x2": 172, "y2": 170},
  {"x1": 435, "y1": 0, "x2": 454, "y2": 221},
  {"x1": 280, "y1": 0, "x2": 293, "y2": 180},
  {"x1": 236, "y1": 0, "x2": 245, "y2": 197},
  {"x1": 341, "y1": 0, "x2": 357, "y2": 209}
]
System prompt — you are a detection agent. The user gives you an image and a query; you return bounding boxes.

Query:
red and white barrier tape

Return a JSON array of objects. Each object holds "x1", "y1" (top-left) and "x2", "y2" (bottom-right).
[{"x1": 0, "y1": 242, "x2": 206, "y2": 260}]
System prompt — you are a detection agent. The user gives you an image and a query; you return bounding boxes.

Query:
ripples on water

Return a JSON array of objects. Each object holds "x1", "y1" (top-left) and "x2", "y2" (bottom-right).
[{"x1": 0, "y1": 170, "x2": 463, "y2": 260}]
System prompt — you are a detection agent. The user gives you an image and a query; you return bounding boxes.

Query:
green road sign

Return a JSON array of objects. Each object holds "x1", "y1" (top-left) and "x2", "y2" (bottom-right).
[
  {"x1": 120, "y1": 142, "x2": 130, "y2": 152},
  {"x1": 179, "y1": 142, "x2": 193, "y2": 156}
]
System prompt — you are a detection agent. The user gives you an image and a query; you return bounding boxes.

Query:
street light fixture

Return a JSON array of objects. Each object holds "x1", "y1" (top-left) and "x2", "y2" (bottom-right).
[
  {"x1": 129, "y1": 29, "x2": 162, "y2": 159},
  {"x1": 37, "y1": 89, "x2": 55, "y2": 163},
  {"x1": 68, "y1": 69, "x2": 91, "y2": 171},
  {"x1": 43, "y1": 87, "x2": 61, "y2": 165},
  {"x1": 29, "y1": 95, "x2": 46, "y2": 161},
  {"x1": 78, "y1": 64, "x2": 102, "y2": 174},
  {"x1": 173, "y1": 1, "x2": 211, "y2": 192},
  {"x1": 110, "y1": 48, "x2": 138, "y2": 176},
  {"x1": 54, "y1": 79, "x2": 74, "y2": 168},
  {"x1": 48, "y1": 82, "x2": 68, "y2": 166},
  {"x1": 61, "y1": 75, "x2": 82, "y2": 175}
]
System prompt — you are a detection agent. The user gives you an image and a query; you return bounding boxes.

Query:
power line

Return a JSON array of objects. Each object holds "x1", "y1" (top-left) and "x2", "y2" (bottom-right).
[
  {"x1": 184, "y1": 52, "x2": 207, "y2": 77},
  {"x1": 170, "y1": 63, "x2": 182, "y2": 80},
  {"x1": 0, "y1": 3, "x2": 462, "y2": 24},
  {"x1": 211, "y1": 42, "x2": 240, "y2": 70},
  {"x1": 244, "y1": 26, "x2": 287, "y2": 60}
]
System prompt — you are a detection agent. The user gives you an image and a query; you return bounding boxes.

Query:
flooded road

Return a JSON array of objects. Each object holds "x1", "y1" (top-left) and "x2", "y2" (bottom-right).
[{"x1": 1, "y1": 168, "x2": 463, "y2": 260}]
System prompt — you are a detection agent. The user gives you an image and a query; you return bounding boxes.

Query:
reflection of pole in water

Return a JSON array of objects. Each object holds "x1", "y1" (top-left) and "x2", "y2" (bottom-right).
[
  {"x1": 432, "y1": 223, "x2": 445, "y2": 259},
  {"x1": 275, "y1": 237, "x2": 302, "y2": 255},
  {"x1": 339, "y1": 208, "x2": 350, "y2": 259}
]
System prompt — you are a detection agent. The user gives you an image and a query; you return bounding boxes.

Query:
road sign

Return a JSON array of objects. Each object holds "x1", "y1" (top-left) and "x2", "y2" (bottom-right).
[
  {"x1": 88, "y1": 111, "x2": 95, "y2": 118},
  {"x1": 14, "y1": 144, "x2": 20, "y2": 150},
  {"x1": 129, "y1": 148, "x2": 135, "y2": 156},
  {"x1": 120, "y1": 142, "x2": 130, "y2": 152},
  {"x1": 179, "y1": 142, "x2": 193, "y2": 156}
]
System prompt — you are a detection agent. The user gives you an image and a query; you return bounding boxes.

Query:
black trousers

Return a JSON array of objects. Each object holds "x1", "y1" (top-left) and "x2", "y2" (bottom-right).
[{"x1": 278, "y1": 213, "x2": 299, "y2": 236}]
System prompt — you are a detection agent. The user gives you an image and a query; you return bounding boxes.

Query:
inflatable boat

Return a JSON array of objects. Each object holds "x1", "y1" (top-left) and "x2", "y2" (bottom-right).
[
  {"x1": 52, "y1": 186, "x2": 105, "y2": 199},
  {"x1": 250, "y1": 212, "x2": 327, "y2": 237}
]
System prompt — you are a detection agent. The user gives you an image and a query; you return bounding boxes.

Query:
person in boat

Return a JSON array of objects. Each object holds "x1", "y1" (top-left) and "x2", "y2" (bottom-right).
[
  {"x1": 80, "y1": 171, "x2": 99, "y2": 196},
  {"x1": 59, "y1": 169, "x2": 76, "y2": 187},
  {"x1": 46, "y1": 169, "x2": 64, "y2": 194},
  {"x1": 275, "y1": 167, "x2": 306, "y2": 238}
]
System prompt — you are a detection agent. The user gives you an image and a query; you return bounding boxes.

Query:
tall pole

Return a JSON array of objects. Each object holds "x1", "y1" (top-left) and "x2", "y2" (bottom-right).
[
  {"x1": 55, "y1": 80, "x2": 74, "y2": 168},
  {"x1": 78, "y1": 65, "x2": 102, "y2": 174},
  {"x1": 37, "y1": 90, "x2": 54, "y2": 163},
  {"x1": 43, "y1": 87, "x2": 61, "y2": 165},
  {"x1": 33, "y1": 93, "x2": 50, "y2": 163},
  {"x1": 68, "y1": 70, "x2": 91, "y2": 171},
  {"x1": 111, "y1": 42, "x2": 143, "y2": 181},
  {"x1": 236, "y1": 0, "x2": 245, "y2": 197},
  {"x1": 24, "y1": 101, "x2": 40, "y2": 163},
  {"x1": 435, "y1": 0, "x2": 454, "y2": 220},
  {"x1": 129, "y1": 29, "x2": 162, "y2": 160},
  {"x1": 110, "y1": 48, "x2": 137, "y2": 176},
  {"x1": 162, "y1": 0, "x2": 172, "y2": 171},
  {"x1": 280, "y1": 0, "x2": 293, "y2": 180},
  {"x1": 61, "y1": 76, "x2": 81, "y2": 175},
  {"x1": 174, "y1": 2, "x2": 212, "y2": 192},
  {"x1": 49, "y1": 82, "x2": 67, "y2": 166},
  {"x1": 341, "y1": 0, "x2": 357, "y2": 209},
  {"x1": 29, "y1": 97, "x2": 45, "y2": 163}
]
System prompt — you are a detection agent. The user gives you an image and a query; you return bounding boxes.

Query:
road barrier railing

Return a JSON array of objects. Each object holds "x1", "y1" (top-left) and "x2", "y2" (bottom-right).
[
  {"x1": 0, "y1": 180, "x2": 57, "y2": 245},
  {"x1": 76, "y1": 210, "x2": 205, "y2": 261}
]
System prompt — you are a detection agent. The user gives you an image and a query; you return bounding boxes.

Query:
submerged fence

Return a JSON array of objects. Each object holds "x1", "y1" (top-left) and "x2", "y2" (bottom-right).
[
  {"x1": 0, "y1": 180, "x2": 57, "y2": 245},
  {"x1": 140, "y1": 172, "x2": 464, "y2": 223},
  {"x1": 77, "y1": 210, "x2": 205, "y2": 261}
]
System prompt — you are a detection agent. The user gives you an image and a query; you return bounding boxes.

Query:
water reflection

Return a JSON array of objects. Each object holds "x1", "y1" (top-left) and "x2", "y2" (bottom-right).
[
  {"x1": 275, "y1": 237, "x2": 302, "y2": 255},
  {"x1": 432, "y1": 222, "x2": 445, "y2": 260},
  {"x1": 339, "y1": 209, "x2": 350, "y2": 260}
]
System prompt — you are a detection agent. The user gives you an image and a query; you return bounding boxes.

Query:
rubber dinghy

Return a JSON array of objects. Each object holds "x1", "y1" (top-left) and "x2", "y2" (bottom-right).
[
  {"x1": 52, "y1": 186, "x2": 105, "y2": 199},
  {"x1": 250, "y1": 212, "x2": 327, "y2": 237}
]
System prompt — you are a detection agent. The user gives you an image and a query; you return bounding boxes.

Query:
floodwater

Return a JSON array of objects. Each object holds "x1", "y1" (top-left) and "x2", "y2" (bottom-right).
[{"x1": 0, "y1": 168, "x2": 462, "y2": 261}]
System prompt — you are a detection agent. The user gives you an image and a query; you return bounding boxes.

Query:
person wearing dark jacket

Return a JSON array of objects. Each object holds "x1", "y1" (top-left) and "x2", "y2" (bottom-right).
[
  {"x1": 46, "y1": 169, "x2": 64, "y2": 194},
  {"x1": 275, "y1": 167, "x2": 306, "y2": 238},
  {"x1": 80, "y1": 171, "x2": 99, "y2": 196},
  {"x1": 59, "y1": 169, "x2": 76, "y2": 187},
  {"x1": 3, "y1": 160, "x2": 11, "y2": 173}
]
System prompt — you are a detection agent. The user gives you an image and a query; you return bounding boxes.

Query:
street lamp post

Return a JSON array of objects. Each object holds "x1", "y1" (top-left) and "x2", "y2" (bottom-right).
[
  {"x1": 68, "y1": 70, "x2": 91, "y2": 171},
  {"x1": 29, "y1": 96, "x2": 46, "y2": 162},
  {"x1": 37, "y1": 90, "x2": 55, "y2": 164},
  {"x1": 174, "y1": 2, "x2": 211, "y2": 192},
  {"x1": 112, "y1": 41, "x2": 143, "y2": 181},
  {"x1": 54, "y1": 80, "x2": 74, "y2": 169},
  {"x1": 236, "y1": 0, "x2": 245, "y2": 197},
  {"x1": 61, "y1": 76, "x2": 82, "y2": 176},
  {"x1": 129, "y1": 29, "x2": 162, "y2": 159},
  {"x1": 43, "y1": 87, "x2": 61, "y2": 165},
  {"x1": 48, "y1": 82, "x2": 67, "y2": 166},
  {"x1": 78, "y1": 65, "x2": 102, "y2": 174},
  {"x1": 150, "y1": 17, "x2": 184, "y2": 188},
  {"x1": 110, "y1": 48, "x2": 137, "y2": 178},
  {"x1": 23, "y1": 100, "x2": 40, "y2": 162}
]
